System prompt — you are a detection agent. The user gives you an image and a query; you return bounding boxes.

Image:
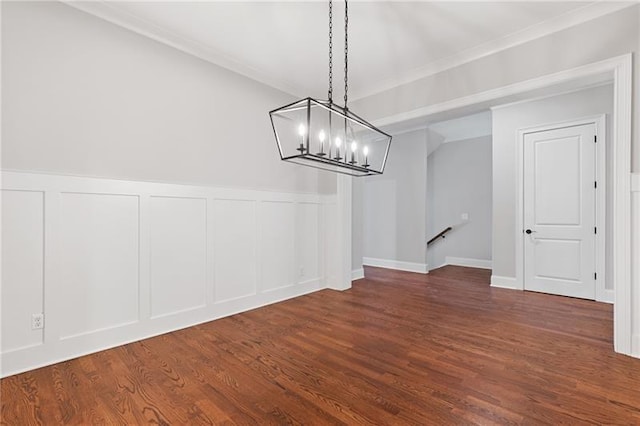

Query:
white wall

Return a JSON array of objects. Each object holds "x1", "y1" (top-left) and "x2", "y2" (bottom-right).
[
  {"x1": 491, "y1": 84, "x2": 613, "y2": 289},
  {"x1": 359, "y1": 129, "x2": 427, "y2": 272},
  {"x1": 1, "y1": 1, "x2": 335, "y2": 193},
  {"x1": 0, "y1": 2, "x2": 340, "y2": 376},
  {"x1": 427, "y1": 136, "x2": 492, "y2": 269}
]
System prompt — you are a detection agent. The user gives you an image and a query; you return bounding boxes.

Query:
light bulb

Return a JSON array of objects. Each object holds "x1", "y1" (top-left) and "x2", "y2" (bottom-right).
[
  {"x1": 351, "y1": 141, "x2": 357, "y2": 152},
  {"x1": 298, "y1": 124, "x2": 306, "y2": 137},
  {"x1": 335, "y1": 137, "x2": 342, "y2": 148},
  {"x1": 318, "y1": 130, "x2": 326, "y2": 142},
  {"x1": 363, "y1": 146, "x2": 369, "y2": 156}
]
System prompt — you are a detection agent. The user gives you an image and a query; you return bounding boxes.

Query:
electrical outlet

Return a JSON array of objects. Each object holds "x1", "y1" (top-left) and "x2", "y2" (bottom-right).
[
  {"x1": 299, "y1": 266, "x2": 305, "y2": 277},
  {"x1": 461, "y1": 213, "x2": 469, "y2": 221},
  {"x1": 32, "y1": 313, "x2": 44, "y2": 330}
]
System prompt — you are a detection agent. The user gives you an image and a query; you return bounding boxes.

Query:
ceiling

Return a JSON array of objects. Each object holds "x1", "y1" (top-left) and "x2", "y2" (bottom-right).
[{"x1": 68, "y1": 1, "x2": 628, "y2": 101}]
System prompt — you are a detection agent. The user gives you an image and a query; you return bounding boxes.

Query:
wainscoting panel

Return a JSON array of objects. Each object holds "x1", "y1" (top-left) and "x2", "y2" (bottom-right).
[
  {"x1": 150, "y1": 196, "x2": 207, "y2": 319},
  {"x1": 213, "y1": 199, "x2": 258, "y2": 302},
  {"x1": 0, "y1": 171, "x2": 330, "y2": 377},
  {"x1": 58, "y1": 192, "x2": 140, "y2": 340},
  {"x1": 1, "y1": 190, "x2": 45, "y2": 353},
  {"x1": 260, "y1": 201, "x2": 295, "y2": 292},
  {"x1": 296, "y1": 202, "x2": 321, "y2": 283}
]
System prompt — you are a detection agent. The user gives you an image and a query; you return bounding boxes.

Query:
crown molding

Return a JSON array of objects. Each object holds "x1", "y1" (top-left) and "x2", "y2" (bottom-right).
[
  {"x1": 349, "y1": 1, "x2": 636, "y2": 101},
  {"x1": 62, "y1": 1, "x2": 634, "y2": 102},
  {"x1": 61, "y1": 0, "x2": 300, "y2": 98}
]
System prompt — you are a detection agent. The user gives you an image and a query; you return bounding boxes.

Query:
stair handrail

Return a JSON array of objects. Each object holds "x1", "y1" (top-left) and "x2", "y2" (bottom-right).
[{"x1": 427, "y1": 226, "x2": 453, "y2": 246}]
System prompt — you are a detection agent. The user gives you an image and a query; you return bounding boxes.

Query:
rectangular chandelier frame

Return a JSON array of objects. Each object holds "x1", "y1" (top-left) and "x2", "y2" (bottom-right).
[{"x1": 269, "y1": 97, "x2": 393, "y2": 177}]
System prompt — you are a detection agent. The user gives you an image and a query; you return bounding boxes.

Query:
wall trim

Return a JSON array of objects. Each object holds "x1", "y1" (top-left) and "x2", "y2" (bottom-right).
[
  {"x1": 602, "y1": 289, "x2": 615, "y2": 305},
  {"x1": 352, "y1": 3, "x2": 633, "y2": 101},
  {"x1": 373, "y1": 55, "x2": 629, "y2": 129},
  {"x1": 351, "y1": 268, "x2": 365, "y2": 281},
  {"x1": 445, "y1": 256, "x2": 492, "y2": 270},
  {"x1": 632, "y1": 173, "x2": 640, "y2": 356},
  {"x1": 62, "y1": 1, "x2": 634, "y2": 102},
  {"x1": 490, "y1": 275, "x2": 519, "y2": 290},
  {"x1": 632, "y1": 173, "x2": 640, "y2": 191},
  {"x1": 62, "y1": 0, "x2": 301, "y2": 98},
  {"x1": 362, "y1": 257, "x2": 428, "y2": 274},
  {"x1": 1, "y1": 170, "x2": 331, "y2": 377}
]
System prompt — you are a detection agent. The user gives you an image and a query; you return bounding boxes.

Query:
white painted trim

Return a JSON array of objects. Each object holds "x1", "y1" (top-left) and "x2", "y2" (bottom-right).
[
  {"x1": 62, "y1": 0, "x2": 300, "y2": 98},
  {"x1": 490, "y1": 275, "x2": 519, "y2": 290},
  {"x1": 62, "y1": 1, "x2": 634, "y2": 102},
  {"x1": 327, "y1": 175, "x2": 352, "y2": 291},
  {"x1": 367, "y1": 53, "x2": 633, "y2": 357},
  {"x1": 362, "y1": 257, "x2": 428, "y2": 274},
  {"x1": 373, "y1": 55, "x2": 629, "y2": 129},
  {"x1": 445, "y1": 257, "x2": 492, "y2": 270},
  {"x1": 602, "y1": 289, "x2": 615, "y2": 305},
  {"x1": 632, "y1": 173, "x2": 640, "y2": 356},
  {"x1": 611, "y1": 55, "x2": 633, "y2": 355},
  {"x1": 354, "y1": 2, "x2": 634, "y2": 100},
  {"x1": 0, "y1": 171, "x2": 331, "y2": 377},
  {"x1": 351, "y1": 268, "x2": 365, "y2": 281},
  {"x1": 515, "y1": 115, "x2": 607, "y2": 302},
  {"x1": 632, "y1": 174, "x2": 640, "y2": 191}
]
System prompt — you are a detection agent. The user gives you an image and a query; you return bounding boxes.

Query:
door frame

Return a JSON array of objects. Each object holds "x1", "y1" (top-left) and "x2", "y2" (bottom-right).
[{"x1": 515, "y1": 115, "x2": 607, "y2": 302}]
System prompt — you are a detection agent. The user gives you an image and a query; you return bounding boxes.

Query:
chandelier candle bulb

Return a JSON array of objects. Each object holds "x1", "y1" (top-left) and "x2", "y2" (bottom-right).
[
  {"x1": 297, "y1": 124, "x2": 307, "y2": 153},
  {"x1": 334, "y1": 137, "x2": 343, "y2": 161},
  {"x1": 317, "y1": 130, "x2": 327, "y2": 156},
  {"x1": 350, "y1": 141, "x2": 357, "y2": 164},
  {"x1": 363, "y1": 146, "x2": 369, "y2": 168}
]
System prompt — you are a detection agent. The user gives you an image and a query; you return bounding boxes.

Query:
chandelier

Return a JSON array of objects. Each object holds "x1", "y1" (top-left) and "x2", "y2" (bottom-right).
[{"x1": 269, "y1": 0, "x2": 392, "y2": 177}]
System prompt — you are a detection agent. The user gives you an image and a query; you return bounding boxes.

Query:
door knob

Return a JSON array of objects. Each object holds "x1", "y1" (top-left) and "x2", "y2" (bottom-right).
[{"x1": 525, "y1": 229, "x2": 533, "y2": 234}]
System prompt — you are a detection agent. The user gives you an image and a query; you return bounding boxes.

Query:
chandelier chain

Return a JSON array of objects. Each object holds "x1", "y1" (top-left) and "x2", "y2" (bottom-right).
[
  {"x1": 328, "y1": 0, "x2": 333, "y2": 103},
  {"x1": 344, "y1": 0, "x2": 348, "y2": 108}
]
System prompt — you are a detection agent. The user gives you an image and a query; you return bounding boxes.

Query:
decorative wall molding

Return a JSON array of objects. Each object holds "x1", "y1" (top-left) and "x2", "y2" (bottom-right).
[
  {"x1": 632, "y1": 173, "x2": 640, "y2": 356},
  {"x1": 362, "y1": 257, "x2": 428, "y2": 274},
  {"x1": 602, "y1": 289, "x2": 615, "y2": 305},
  {"x1": 352, "y1": 2, "x2": 634, "y2": 101},
  {"x1": 1, "y1": 171, "x2": 330, "y2": 377},
  {"x1": 490, "y1": 275, "x2": 519, "y2": 290},
  {"x1": 62, "y1": 1, "x2": 635, "y2": 102},
  {"x1": 62, "y1": 0, "x2": 301, "y2": 98},
  {"x1": 445, "y1": 256, "x2": 492, "y2": 270}
]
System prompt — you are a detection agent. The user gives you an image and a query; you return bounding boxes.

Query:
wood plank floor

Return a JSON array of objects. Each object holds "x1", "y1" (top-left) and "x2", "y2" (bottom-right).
[{"x1": 2, "y1": 266, "x2": 640, "y2": 425}]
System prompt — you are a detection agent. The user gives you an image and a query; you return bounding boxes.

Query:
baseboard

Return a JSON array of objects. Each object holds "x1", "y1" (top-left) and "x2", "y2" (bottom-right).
[
  {"x1": 490, "y1": 275, "x2": 519, "y2": 290},
  {"x1": 631, "y1": 173, "x2": 640, "y2": 191},
  {"x1": 351, "y1": 268, "x2": 365, "y2": 281},
  {"x1": 633, "y1": 334, "x2": 640, "y2": 358},
  {"x1": 445, "y1": 256, "x2": 492, "y2": 270},
  {"x1": 362, "y1": 257, "x2": 428, "y2": 274},
  {"x1": 600, "y1": 289, "x2": 614, "y2": 304}
]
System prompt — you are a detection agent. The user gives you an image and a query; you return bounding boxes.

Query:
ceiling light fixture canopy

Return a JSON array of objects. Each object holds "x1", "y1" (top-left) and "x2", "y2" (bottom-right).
[{"x1": 269, "y1": 0, "x2": 392, "y2": 177}]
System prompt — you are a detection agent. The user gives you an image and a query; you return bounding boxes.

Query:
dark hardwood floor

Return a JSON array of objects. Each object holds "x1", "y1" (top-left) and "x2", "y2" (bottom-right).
[{"x1": 2, "y1": 266, "x2": 640, "y2": 425}]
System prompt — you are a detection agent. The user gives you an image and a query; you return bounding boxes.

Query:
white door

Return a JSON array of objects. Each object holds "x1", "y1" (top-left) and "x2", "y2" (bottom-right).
[{"x1": 523, "y1": 123, "x2": 596, "y2": 300}]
